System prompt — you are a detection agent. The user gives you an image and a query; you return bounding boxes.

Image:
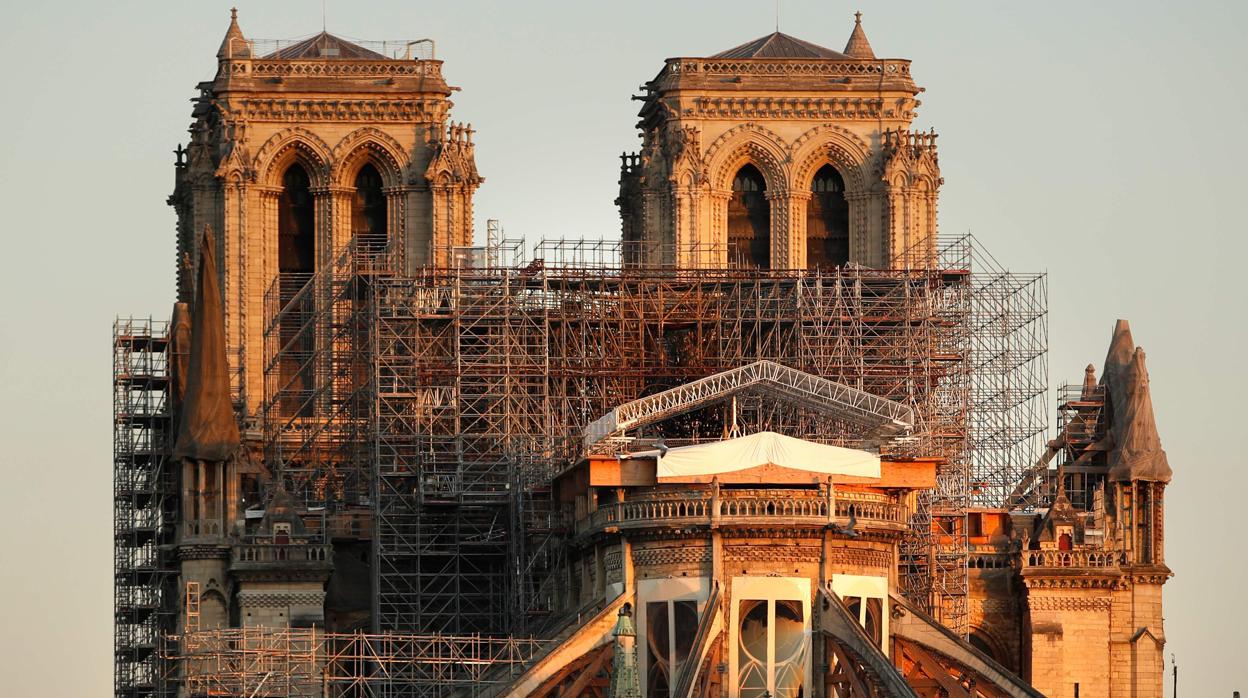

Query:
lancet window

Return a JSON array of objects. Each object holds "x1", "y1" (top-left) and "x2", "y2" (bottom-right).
[
  {"x1": 807, "y1": 164, "x2": 850, "y2": 268},
  {"x1": 727, "y1": 164, "x2": 771, "y2": 269}
]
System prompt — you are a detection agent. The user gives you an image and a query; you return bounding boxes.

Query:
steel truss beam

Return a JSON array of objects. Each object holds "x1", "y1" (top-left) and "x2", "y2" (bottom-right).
[{"x1": 583, "y1": 359, "x2": 915, "y2": 452}]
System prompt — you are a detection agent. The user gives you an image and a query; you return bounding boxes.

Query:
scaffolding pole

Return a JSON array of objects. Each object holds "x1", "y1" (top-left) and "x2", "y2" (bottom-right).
[{"x1": 114, "y1": 317, "x2": 179, "y2": 698}]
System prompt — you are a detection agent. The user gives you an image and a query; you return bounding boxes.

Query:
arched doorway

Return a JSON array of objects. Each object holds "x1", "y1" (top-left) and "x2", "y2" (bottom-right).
[
  {"x1": 727, "y1": 164, "x2": 770, "y2": 269},
  {"x1": 969, "y1": 630, "x2": 1002, "y2": 665},
  {"x1": 806, "y1": 164, "x2": 849, "y2": 268},
  {"x1": 352, "y1": 163, "x2": 387, "y2": 253}
]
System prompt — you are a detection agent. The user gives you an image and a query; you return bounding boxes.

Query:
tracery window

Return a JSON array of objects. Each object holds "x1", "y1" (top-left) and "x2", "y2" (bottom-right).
[
  {"x1": 807, "y1": 164, "x2": 849, "y2": 268},
  {"x1": 831, "y1": 574, "x2": 889, "y2": 653},
  {"x1": 638, "y1": 578, "x2": 706, "y2": 698},
  {"x1": 732, "y1": 577, "x2": 810, "y2": 698},
  {"x1": 728, "y1": 164, "x2": 771, "y2": 268},
  {"x1": 645, "y1": 599, "x2": 698, "y2": 696},
  {"x1": 843, "y1": 596, "x2": 884, "y2": 647}
]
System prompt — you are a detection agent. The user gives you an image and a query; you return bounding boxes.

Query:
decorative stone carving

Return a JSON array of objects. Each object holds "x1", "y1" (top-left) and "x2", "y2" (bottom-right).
[
  {"x1": 237, "y1": 590, "x2": 327, "y2": 608},
  {"x1": 824, "y1": 547, "x2": 892, "y2": 569},
  {"x1": 1028, "y1": 596, "x2": 1112, "y2": 613},
  {"x1": 633, "y1": 545, "x2": 712, "y2": 567}
]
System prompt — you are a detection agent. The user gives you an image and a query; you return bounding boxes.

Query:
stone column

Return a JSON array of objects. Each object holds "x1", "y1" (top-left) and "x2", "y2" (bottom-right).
[
  {"x1": 672, "y1": 183, "x2": 692, "y2": 267},
  {"x1": 708, "y1": 189, "x2": 732, "y2": 268},
  {"x1": 765, "y1": 189, "x2": 791, "y2": 269},
  {"x1": 384, "y1": 186, "x2": 407, "y2": 269},
  {"x1": 788, "y1": 190, "x2": 813, "y2": 270},
  {"x1": 845, "y1": 190, "x2": 871, "y2": 267},
  {"x1": 325, "y1": 186, "x2": 354, "y2": 259}
]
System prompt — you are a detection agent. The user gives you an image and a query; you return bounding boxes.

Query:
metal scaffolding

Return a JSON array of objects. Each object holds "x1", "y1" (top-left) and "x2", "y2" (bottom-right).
[
  {"x1": 113, "y1": 317, "x2": 179, "y2": 698},
  {"x1": 251, "y1": 233, "x2": 1045, "y2": 655},
  {"x1": 164, "y1": 626, "x2": 544, "y2": 697}
]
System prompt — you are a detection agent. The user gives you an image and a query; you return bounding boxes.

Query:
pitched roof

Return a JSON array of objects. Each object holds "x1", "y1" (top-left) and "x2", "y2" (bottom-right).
[
  {"x1": 217, "y1": 8, "x2": 250, "y2": 59},
  {"x1": 711, "y1": 31, "x2": 849, "y2": 60},
  {"x1": 843, "y1": 11, "x2": 876, "y2": 59},
  {"x1": 264, "y1": 31, "x2": 388, "y2": 60}
]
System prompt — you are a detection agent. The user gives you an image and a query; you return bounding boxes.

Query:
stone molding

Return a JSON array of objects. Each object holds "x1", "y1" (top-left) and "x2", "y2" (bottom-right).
[
  {"x1": 603, "y1": 549, "x2": 622, "y2": 572},
  {"x1": 633, "y1": 545, "x2": 712, "y2": 567},
  {"x1": 1023, "y1": 575, "x2": 1122, "y2": 591},
  {"x1": 824, "y1": 547, "x2": 891, "y2": 569},
  {"x1": 1027, "y1": 596, "x2": 1111, "y2": 613},
  {"x1": 690, "y1": 97, "x2": 895, "y2": 121},
  {"x1": 178, "y1": 543, "x2": 231, "y2": 561},
  {"x1": 247, "y1": 60, "x2": 444, "y2": 79},
  {"x1": 238, "y1": 99, "x2": 447, "y2": 123},
  {"x1": 724, "y1": 544, "x2": 821, "y2": 563},
  {"x1": 237, "y1": 590, "x2": 326, "y2": 608}
]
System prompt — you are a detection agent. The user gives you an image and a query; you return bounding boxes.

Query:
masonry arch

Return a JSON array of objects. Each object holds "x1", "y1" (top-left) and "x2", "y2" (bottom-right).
[
  {"x1": 968, "y1": 627, "x2": 1008, "y2": 667},
  {"x1": 256, "y1": 127, "x2": 333, "y2": 190},
  {"x1": 330, "y1": 128, "x2": 407, "y2": 188},
  {"x1": 706, "y1": 124, "x2": 788, "y2": 193}
]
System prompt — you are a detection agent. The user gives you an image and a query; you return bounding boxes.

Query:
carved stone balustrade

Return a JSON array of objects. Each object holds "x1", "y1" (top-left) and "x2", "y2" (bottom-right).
[
  {"x1": 230, "y1": 543, "x2": 334, "y2": 576},
  {"x1": 574, "y1": 488, "x2": 905, "y2": 538},
  {"x1": 1021, "y1": 549, "x2": 1124, "y2": 570}
]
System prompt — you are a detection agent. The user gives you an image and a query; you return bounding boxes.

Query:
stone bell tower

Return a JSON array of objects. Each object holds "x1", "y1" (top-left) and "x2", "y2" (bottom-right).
[
  {"x1": 619, "y1": 12, "x2": 941, "y2": 270},
  {"x1": 169, "y1": 9, "x2": 482, "y2": 416}
]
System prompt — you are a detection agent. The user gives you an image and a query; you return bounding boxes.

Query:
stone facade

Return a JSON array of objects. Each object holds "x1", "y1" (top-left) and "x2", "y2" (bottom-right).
[
  {"x1": 170, "y1": 11, "x2": 481, "y2": 416},
  {"x1": 143, "y1": 12, "x2": 1172, "y2": 698},
  {"x1": 619, "y1": 17, "x2": 940, "y2": 270}
]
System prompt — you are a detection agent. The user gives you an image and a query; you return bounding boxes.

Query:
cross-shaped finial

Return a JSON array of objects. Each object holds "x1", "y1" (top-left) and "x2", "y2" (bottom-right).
[
  {"x1": 854, "y1": 11, "x2": 863, "y2": 24},
  {"x1": 230, "y1": 7, "x2": 238, "y2": 20}
]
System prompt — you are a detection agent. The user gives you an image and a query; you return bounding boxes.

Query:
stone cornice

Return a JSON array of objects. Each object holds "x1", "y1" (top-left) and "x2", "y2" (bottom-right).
[
  {"x1": 824, "y1": 546, "x2": 892, "y2": 570},
  {"x1": 177, "y1": 543, "x2": 231, "y2": 561},
  {"x1": 234, "y1": 98, "x2": 448, "y2": 123},
  {"x1": 1021, "y1": 574, "x2": 1123, "y2": 591},
  {"x1": 1027, "y1": 595, "x2": 1112, "y2": 613},
  {"x1": 633, "y1": 545, "x2": 712, "y2": 567},
  {"x1": 724, "y1": 543, "x2": 822, "y2": 563},
  {"x1": 237, "y1": 590, "x2": 326, "y2": 608},
  {"x1": 686, "y1": 96, "x2": 914, "y2": 122}
]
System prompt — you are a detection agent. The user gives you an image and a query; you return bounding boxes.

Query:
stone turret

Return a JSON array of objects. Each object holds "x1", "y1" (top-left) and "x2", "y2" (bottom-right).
[{"x1": 843, "y1": 11, "x2": 876, "y2": 59}]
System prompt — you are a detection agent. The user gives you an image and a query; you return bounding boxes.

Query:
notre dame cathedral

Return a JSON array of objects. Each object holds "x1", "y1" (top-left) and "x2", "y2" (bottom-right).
[{"x1": 112, "y1": 9, "x2": 1170, "y2": 697}]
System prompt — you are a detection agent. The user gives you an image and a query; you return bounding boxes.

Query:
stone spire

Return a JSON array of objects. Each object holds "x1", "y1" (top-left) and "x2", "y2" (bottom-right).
[
  {"x1": 217, "y1": 7, "x2": 251, "y2": 59},
  {"x1": 1100, "y1": 319, "x2": 1135, "y2": 435},
  {"x1": 172, "y1": 226, "x2": 241, "y2": 463},
  {"x1": 608, "y1": 603, "x2": 641, "y2": 698},
  {"x1": 1081, "y1": 363, "x2": 1098, "y2": 399},
  {"x1": 1101, "y1": 319, "x2": 1135, "y2": 393},
  {"x1": 844, "y1": 11, "x2": 876, "y2": 59},
  {"x1": 1107, "y1": 348, "x2": 1172, "y2": 483}
]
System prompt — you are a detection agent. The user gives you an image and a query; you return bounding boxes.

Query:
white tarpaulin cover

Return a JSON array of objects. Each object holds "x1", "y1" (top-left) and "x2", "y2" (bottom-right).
[{"x1": 654, "y1": 431, "x2": 880, "y2": 480}]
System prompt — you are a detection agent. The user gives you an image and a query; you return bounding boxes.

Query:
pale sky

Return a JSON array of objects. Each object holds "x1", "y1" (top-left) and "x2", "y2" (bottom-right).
[{"x1": 0, "y1": 1, "x2": 1244, "y2": 694}]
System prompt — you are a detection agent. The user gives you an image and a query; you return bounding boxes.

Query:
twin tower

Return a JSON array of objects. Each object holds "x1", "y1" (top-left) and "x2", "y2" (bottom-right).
[{"x1": 174, "y1": 11, "x2": 940, "y2": 416}]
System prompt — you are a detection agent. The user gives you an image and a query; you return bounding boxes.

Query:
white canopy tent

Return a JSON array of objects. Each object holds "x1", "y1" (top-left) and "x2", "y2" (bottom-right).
[{"x1": 645, "y1": 431, "x2": 880, "y2": 481}]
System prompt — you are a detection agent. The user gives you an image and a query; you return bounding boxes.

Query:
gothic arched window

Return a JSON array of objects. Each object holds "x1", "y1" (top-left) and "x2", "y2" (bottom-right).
[
  {"x1": 352, "y1": 162, "x2": 387, "y2": 252},
  {"x1": 276, "y1": 162, "x2": 316, "y2": 416},
  {"x1": 278, "y1": 163, "x2": 316, "y2": 274},
  {"x1": 728, "y1": 164, "x2": 770, "y2": 269},
  {"x1": 807, "y1": 164, "x2": 849, "y2": 268}
]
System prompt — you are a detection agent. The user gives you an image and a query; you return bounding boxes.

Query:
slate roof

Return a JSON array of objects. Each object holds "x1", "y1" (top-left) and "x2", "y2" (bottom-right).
[
  {"x1": 264, "y1": 31, "x2": 388, "y2": 60},
  {"x1": 711, "y1": 32, "x2": 850, "y2": 60}
]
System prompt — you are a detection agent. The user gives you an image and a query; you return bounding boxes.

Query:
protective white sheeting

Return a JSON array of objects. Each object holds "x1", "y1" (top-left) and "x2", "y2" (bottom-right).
[{"x1": 654, "y1": 431, "x2": 879, "y2": 480}]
